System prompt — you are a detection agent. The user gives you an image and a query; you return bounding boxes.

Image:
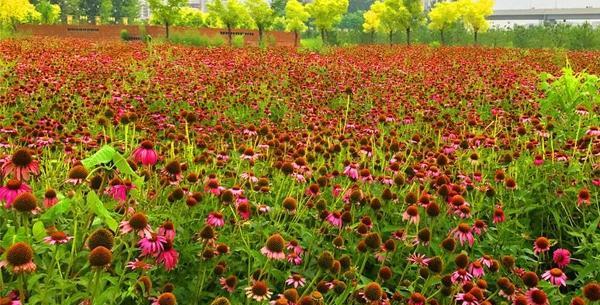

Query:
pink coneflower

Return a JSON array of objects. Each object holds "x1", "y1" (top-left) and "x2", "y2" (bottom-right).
[
  {"x1": 132, "y1": 141, "x2": 159, "y2": 166},
  {"x1": 0, "y1": 179, "x2": 31, "y2": 208},
  {"x1": 156, "y1": 241, "x2": 179, "y2": 271},
  {"x1": 158, "y1": 221, "x2": 176, "y2": 241},
  {"x1": 526, "y1": 288, "x2": 549, "y2": 305},
  {"x1": 305, "y1": 184, "x2": 320, "y2": 197},
  {"x1": 408, "y1": 253, "x2": 431, "y2": 267},
  {"x1": 493, "y1": 206, "x2": 505, "y2": 224},
  {"x1": 241, "y1": 148, "x2": 260, "y2": 161},
  {"x1": 206, "y1": 212, "x2": 225, "y2": 227},
  {"x1": 43, "y1": 231, "x2": 73, "y2": 245},
  {"x1": 552, "y1": 248, "x2": 571, "y2": 268},
  {"x1": 403, "y1": 205, "x2": 420, "y2": 224},
  {"x1": 479, "y1": 255, "x2": 493, "y2": 268},
  {"x1": 533, "y1": 155, "x2": 544, "y2": 166},
  {"x1": 453, "y1": 223, "x2": 475, "y2": 247},
  {"x1": 392, "y1": 229, "x2": 407, "y2": 241},
  {"x1": 220, "y1": 275, "x2": 238, "y2": 292},
  {"x1": 126, "y1": 259, "x2": 153, "y2": 270},
  {"x1": 472, "y1": 220, "x2": 487, "y2": 235},
  {"x1": 332, "y1": 184, "x2": 343, "y2": 197},
  {"x1": 542, "y1": 268, "x2": 567, "y2": 287},
  {"x1": 287, "y1": 252, "x2": 303, "y2": 265},
  {"x1": 237, "y1": 202, "x2": 251, "y2": 220},
  {"x1": 138, "y1": 234, "x2": 166, "y2": 257},
  {"x1": 326, "y1": 211, "x2": 343, "y2": 228},
  {"x1": 286, "y1": 240, "x2": 303, "y2": 255},
  {"x1": 1, "y1": 290, "x2": 21, "y2": 305},
  {"x1": 468, "y1": 261, "x2": 485, "y2": 278},
  {"x1": 533, "y1": 237, "x2": 551, "y2": 255},
  {"x1": 285, "y1": 274, "x2": 306, "y2": 288},
  {"x1": 451, "y1": 268, "x2": 473, "y2": 284},
  {"x1": 343, "y1": 163, "x2": 359, "y2": 180},
  {"x1": 245, "y1": 280, "x2": 272, "y2": 302},
  {"x1": 3, "y1": 242, "x2": 36, "y2": 274},
  {"x1": 261, "y1": 234, "x2": 286, "y2": 260},
  {"x1": 407, "y1": 293, "x2": 426, "y2": 305},
  {"x1": 577, "y1": 189, "x2": 591, "y2": 206},
  {"x1": 119, "y1": 212, "x2": 153, "y2": 238},
  {"x1": 105, "y1": 178, "x2": 134, "y2": 203},
  {"x1": 204, "y1": 178, "x2": 225, "y2": 196},
  {"x1": 66, "y1": 165, "x2": 88, "y2": 185},
  {"x1": 240, "y1": 172, "x2": 259, "y2": 183},
  {"x1": 1, "y1": 149, "x2": 40, "y2": 181},
  {"x1": 455, "y1": 292, "x2": 479, "y2": 305},
  {"x1": 43, "y1": 189, "x2": 58, "y2": 208}
]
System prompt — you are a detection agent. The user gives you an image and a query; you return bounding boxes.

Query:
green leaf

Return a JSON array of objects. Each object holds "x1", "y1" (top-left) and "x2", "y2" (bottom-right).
[
  {"x1": 32, "y1": 221, "x2": 46, "y2": 241},
  {"x1": 87, "y1": 192, "x2": 118, "y2": 231},
  {"x1": 41, "y1": 198, "x2": 73, "y2": 222},
  {"x1": 81, "y1": 145, "x2": 116, "y2": 169}
]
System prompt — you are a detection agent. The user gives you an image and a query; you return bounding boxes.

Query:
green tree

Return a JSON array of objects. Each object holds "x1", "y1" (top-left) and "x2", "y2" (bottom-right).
[
  {"x1": 81, "y1": 0, "x2": 100, "y2": 23},
  {"x1": 284, "y1": 0, "x2": 309, "y2": 46},
  {"x1": 379, "y1": 0, "x2": 409, "y2": 45},
  {"x1": 148, "y1": 0, "x2": 187, "y2": 38},
  {"x1": 246, "y1": 0, "x2": 274, "y2": 43},
  {"x1": 402, "y1": 0, "x2": 423, "y2": 45},
  {"x1": 339, "y1": 10, "x2": 364, "y2": 31},
  {"x1": 113, "y1": 0, "x2": 139, "y2": 23},
  {"x1": 362, "y1": 1, "x2": 383, "y2": 43},
  {"x1": 207, "y1": 0, "x2": 251, "y2": 45},
  {"x1": 175, "y1": 7, "x2": 206, "y2": 27},
  {"x1": 306, "y1": 0, "x2": 349, "y2": 44},
  {"x1": 0, "y1": 0, "x2": 40, "y2": 30},
  {"x1": 100, "y1": 0, "x2": 113, "y2": 23},
  {"x1": 459, "y1": 0, "x2": 494, "y2": 44},
  {"x1": 36, "y1": 0, "x2": 61, "y2": 24},
  {"x1": 271, "y1": 0, "x2": 287, "y2": 17},
  {"x1": 428, "y1": 0, "x2": 461, "y2": 44}
]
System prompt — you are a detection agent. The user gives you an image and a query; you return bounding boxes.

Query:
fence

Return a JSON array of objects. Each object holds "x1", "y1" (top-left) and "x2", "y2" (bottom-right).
[{"x1": 15, "y1": 24, "x2": 298, "y2": 47}]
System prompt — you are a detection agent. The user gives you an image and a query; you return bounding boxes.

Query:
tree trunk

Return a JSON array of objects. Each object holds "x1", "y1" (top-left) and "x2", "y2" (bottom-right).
[
  {"x1": 406, "y1": 27, "x2": 411, "y2": 45},
  {"x1": 321, "y1": 28, "x2": 326, "y2": 45},
  {"x1": 227, "y1": 25, "x2": 233, "y2": 46},
  {"x1": 440, "y1": 29, "x2": 445, "y2": 45},
  {"x1": 294, "y1": 30, "x2": 298, "y2": 47},
  {"x1": 474, "y1": 30, "x2": 478, "y2": 44},
  {"x1": 370, "y1": 31, "x2": 375, "y2": 44},
  {"x1": 389, "y1": 30, "x2": 393, "y2": 45},
  {"x1": 165, "y1": 21, "x2": 170, "y2": 39},
  {"x1": 258, "y1": 26, "x2": 264, "y2": 45}
]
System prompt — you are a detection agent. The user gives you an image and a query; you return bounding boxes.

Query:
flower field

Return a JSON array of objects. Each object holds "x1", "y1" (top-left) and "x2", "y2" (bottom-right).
[{"x1": 0, "y1": 38, "x2": 598, "y2": 305}]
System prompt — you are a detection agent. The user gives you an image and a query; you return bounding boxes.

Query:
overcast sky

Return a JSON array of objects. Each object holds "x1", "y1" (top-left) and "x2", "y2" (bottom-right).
[{"x1": 495, "y1": 0, "x2": 600, "y2": 9}]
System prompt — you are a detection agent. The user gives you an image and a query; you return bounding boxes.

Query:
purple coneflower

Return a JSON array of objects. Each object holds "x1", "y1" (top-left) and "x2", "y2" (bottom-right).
[
  {"x1": 542, "y1": 268, "x2": 567, "y2": 287},
  {"x1": 0, "y1": 179, "x2": 31, "y2": 208},
  {"x1": 126, "y1": 259, "x2": 153, "y2": 270},
  {"x1": 261, "y1": 234, "x2": 286, "y2": 260},
  {"x1": 285, "y1": 274, "x2": 306, "y2": 288},
  {"x1": 132, "y1": 141, "x2": 158, "y2": 166},
  {"x1": 1, "y1": 149, "x2": 40, "y2": 181},
  {"x1": 244, "y1": 280, "x2": 272, "y2": 302},
  {"x1": 552, "y1": 248, "x2": 571, "y2": 268},
  {"x1": 156, "y1": 240, "x2": 179, "y2": 271},
  {"x1": 43, "y1": 231, "x2": 73, "y2": 245},
  {"x1": 453, "y1": 223, "x2": 475, "y2": 247},
  {"x1": 326, "y1": 211, "x2": 343, "y2": 228},
  {"x1": 206, "y1": 212, "x2": 225, "y2": 227},
  {"x1": 138, "y1": 234, "x2": 166, "y2": 257}
]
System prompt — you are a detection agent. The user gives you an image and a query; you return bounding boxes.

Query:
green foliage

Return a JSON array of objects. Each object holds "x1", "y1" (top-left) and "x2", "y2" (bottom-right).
[
  {"x1": 539, "y1": 66, "x2": 599, "y2": 124},
  {"x1": 231, "y1": 34, "x2": 245, "y2": 47},
  {"x1": 339, "y1": 10, "x2": 364, "y2": 31},
  {"x1": 148, "y1": 0, "x2": 187, "y2": 36},
  {"x1": 0, "y1": 0, "x2": 40, "y2": 30},
  {"x1": 306, "y1": 0, "x2": 348, "y2": 40},
  {"x1": 99, "y1": 0, "x2": 113, "y2": 23},
  {"x1": 113, "y1": 0, "x2": 140, "y2": 22},
  {"x1": 174, "y1": 7, "x2": 206, "y2": 27},
  {"x1": 300, "y1": 37, "x2": 326, "y2": 52},
  {"x1": 459, "y1": 0, "x2": 494, "y2": 42},
  {"x1": 169, "y1": 30, "x2": 225, "y2": 47},
  {"x1": 207, "y1": 0, "x2": 251, "y2": 30},
  {"x1": 246, "y1": 0, "x2": 274, "y2": 39},
  {"x1": 36, "y1": 0, "x2": 61, "y2": 24},
  {"x1": 120, "y1": 28, "x2": 130, "y2": 40},
  {"x1": 428, "y1": 0, "x2": 461, "y2": 44},
  {"x1": 284, "y1": 0, "x2": 309, "y2": 34}
]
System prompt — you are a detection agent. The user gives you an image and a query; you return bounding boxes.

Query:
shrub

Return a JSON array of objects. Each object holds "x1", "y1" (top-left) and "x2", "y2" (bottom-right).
[
  {"x1": 169, "y1": 30, "x2": 224, "y2": 47},
  {"x1": 120, "y1": 29, "x2": 130, "y2": 41}
]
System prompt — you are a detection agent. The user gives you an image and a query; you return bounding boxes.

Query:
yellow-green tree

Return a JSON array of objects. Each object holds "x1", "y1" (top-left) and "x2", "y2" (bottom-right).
[
  {"x1": 379, "y1": 0, "x2": 410, "y2": 45},
  {"x1": 306, "y1": 0, "x2": 348, "y2": 44},
  {"x1": 402, "y1": 0, "x2": 423, "y2": 45},
  {"x1": 0, "y1": 0, "x2": 39, "y2": 30},
  {"x1": 428, "y1": 0, "x2": 461, "y2": 44},
  {"x1": 362, "y1": 1, "x2": 384, "y2": 43},
  {"x1": 284, "y1": 0, "x2": 309, "y2": 47},
  {"x1": 246, "y1": 0, "x2": 274, "y2": 43},
  {"x1": 175, "y1": 7, "x2": 206, "y2": 27},
  {"x1": 208, "y1": 0, "x2": 252, "y2": 45},
  {"x1": 148, "y1": 0, "x2": 187, "y2": 39},
  {"x1": 459, "y1": 0, "x2": 494, "y2": 43}
]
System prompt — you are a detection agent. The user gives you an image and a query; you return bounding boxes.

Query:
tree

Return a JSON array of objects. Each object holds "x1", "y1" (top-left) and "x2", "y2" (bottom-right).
[
  {"x1": 100, "y1": 0, "x2": 113, "y2": 24},
  {"x1": 339, "y1": 10, "x2": 364, "y2": 31},
  {"x1": 0, "y1": 0, "x2": 40, "y2": 30},
  {"x1": 362, "y1": 1, "x2": 383, "y2": 43},
  {"x1": 459, "y1": 0, "x2": 494, "y2": 44},
  {"x1": 81, "y1": 0, "x2": 100, "y2": 23},
  {"x1": 148, "y1": 0, "x2": 187, "y2": 39},
  {"x1": 113, "y1": 0, "x2": 140, "y2": 23},
  {"x1": 402, "y1": 0, "x2": 423, "y2": 45},
  {"x1": 36, "y1": 0, "x2": 61, "y2": 24},
  {"x1": 175, "y1": 7, "x2": 206, "y2": 27},
  {"x1": 270, "y1": 0, "x2": 287, "y2": 17},
  {"x1": 246, "y1": 0, "x2": 274, "y2": 44},
  {"x1": 306, "y1": 0, "x2": 349, "y2": 44},
  {"x1": 428, "y1": 0, "x2": 461, "y2": 44},
  {"x1": 284, "y1": 0, "x2": 309, "y2": 46},
  {"x1": 207, "y1": 0, "x2": 250, "y2": 45},
  {"x1": 378, "y1": 0, "x2": 409, "y2": 45}
]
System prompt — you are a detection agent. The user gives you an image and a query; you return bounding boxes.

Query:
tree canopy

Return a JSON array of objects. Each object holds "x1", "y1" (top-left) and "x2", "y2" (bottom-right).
[{"x1": 306, "y1": 0, "x2": 349, "y2": 43}]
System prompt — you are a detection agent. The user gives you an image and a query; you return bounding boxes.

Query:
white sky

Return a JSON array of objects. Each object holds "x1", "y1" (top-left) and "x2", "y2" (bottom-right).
[{"x1": 495, "y1": 0, "x2": 600, "y2": 9}]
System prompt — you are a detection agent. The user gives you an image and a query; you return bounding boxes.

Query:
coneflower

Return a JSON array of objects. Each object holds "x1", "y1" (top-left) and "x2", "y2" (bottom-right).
[
  {"x1": 521, "y1": 271, "x2": 539, "y2": 288},
  {"x1": 89, "y1": 246, "x2": 112, "y2": 267},
  {"x1": 120, "y1": 212, "x2": 152, "y2": 238},
  {"x1": 43, "y1": 231, "x2": 73, "y2": 245},
  {"x1": 526, "y1": 288, "x2": 549, "y2": 305},
  {"x1": 403, "y1": 205, "x2": 420, "y2": 224},
  {"x1": 43, "y1": 189, "x2": 58, "y2": 208},
  {"x1": 219, "y1": 275, "x2": 238, "y2": 292},
  {"x1": 88, "y1": 228, "x2": 114, "y2": 250},
  {"x1": 453, "y1": 223, "x2": 474, "y2": 247},
  {"x1": 533, "y1": 237, "x2": 551, "y2": 255},
  {"x1": 0, "y1": 179, "x2": 31, "y2": 208},
  {"x1": 285, "y1": 273, "x2": 306, "y2": 288},
  {"x1": 2, "y1": 148, "x2": 40, "y2": 181},
  {"x1": 66, "y1": 165, "x2": 88, "y2": 185},
  {"x1": 363, "y1": 282, "x2": 383, "y2": 302},
  {"x1": 261, "y1": 234, "x2": 286, "y2": 260},
  {"x1": 407, "y1": 292, "x2": 426, "y2": 305},
  {"x1": 4, "y1": 242, "x2": 36, "y2": 274},
  {"x1": 154, "y1": 292, "x2": 176, "y2": 305},
  {"x1": 132, "y1": 141, "x2": 159, "y2": 166},
  {"x1": 583, "y1": 282, "x2": 600, "y2": 301},
  {"x1": 244, "y1": 280, "x2": 272, "y2": 302},
  {"x1": 12, "y1": 192, "x2": 38, "y2": 214},
  {"x1": 541, "y1": 268, "x2": 567, "y2": 287},
  {"x1": 577, "y1": 189, "x2": 591, "y2": 206},
  {"x1": 210, "y1": 297, "x2": 231, "y2": 305}
]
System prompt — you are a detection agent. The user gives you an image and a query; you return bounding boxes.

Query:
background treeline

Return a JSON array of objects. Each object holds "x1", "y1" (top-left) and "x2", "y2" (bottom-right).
[{"x1": 1, "y1": 0, "x2": 600, "y2": 50}]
